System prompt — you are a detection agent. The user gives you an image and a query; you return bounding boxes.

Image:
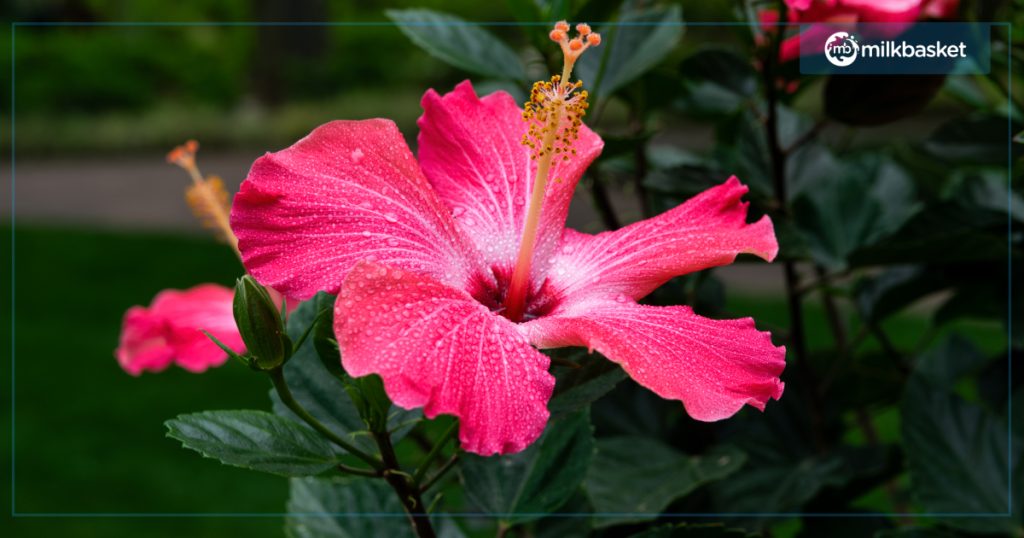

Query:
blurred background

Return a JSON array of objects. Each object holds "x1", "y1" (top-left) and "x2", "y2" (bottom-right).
[{"x1": 2, "y1": 1, "x2": 1020, "y2": 537}]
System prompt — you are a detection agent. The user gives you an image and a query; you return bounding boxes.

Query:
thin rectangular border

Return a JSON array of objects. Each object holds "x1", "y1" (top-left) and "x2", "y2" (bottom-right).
[{"x1": 8, "y1": 20, "x2": 1015, "y2": 521}]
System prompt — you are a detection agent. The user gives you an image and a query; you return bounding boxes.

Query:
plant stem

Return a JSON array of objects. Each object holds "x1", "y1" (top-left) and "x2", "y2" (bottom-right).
[
  {"x1": 267, "y1": 367, "x2": 383, "y2": 470},
  {"x1": 412, "y1": 421, "x2": 458, "y2": 486},
  {"x1": 420, "y1": 454, "x2": 459, "y2": 494},
  {"x1": 760, "y1": 0, "x2": 827, "y2": 451},
  {"x1": 629, "y1": 104, "x2": 652, "y2": 219},
  {"x1": 373, "y1": 430, "x2": 437, "y2": 538},
  {"x1": 585, "y1": 171, "x2": 623, "y2": 230}
]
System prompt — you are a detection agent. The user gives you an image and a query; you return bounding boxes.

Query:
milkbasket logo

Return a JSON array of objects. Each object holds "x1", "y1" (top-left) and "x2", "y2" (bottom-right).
[
  {"x1": 801, "y1": 23, "x2": 990, "y2": 76},
  {"x1": 824, "y1": 32, "x2": 859, "y2": 67}
]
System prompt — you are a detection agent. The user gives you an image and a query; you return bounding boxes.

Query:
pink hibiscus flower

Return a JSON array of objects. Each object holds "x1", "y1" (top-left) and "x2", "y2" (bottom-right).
[
  {"x1": 116, "y1": 284, "x2": 244, "y2": 376},
  {"x1": 231, "y1": 23, "x2": 786, "y2": 455},
  {"x1": 767, "y1": 0, "x2": 960, "y2": 61}
]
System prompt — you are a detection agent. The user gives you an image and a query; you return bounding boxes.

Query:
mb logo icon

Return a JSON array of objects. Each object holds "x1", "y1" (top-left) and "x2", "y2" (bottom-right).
[{"x1": 824, "y1": 31, "x2": 859, "y2": 67}]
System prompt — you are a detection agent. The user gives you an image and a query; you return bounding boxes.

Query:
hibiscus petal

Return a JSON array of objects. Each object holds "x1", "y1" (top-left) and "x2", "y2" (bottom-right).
[
  {"x1": 335, "y1": 261, "x2": 554, "y2": 455},
  {"x1": 231, "y1": 119, "x2": 484, "y2": 300},
  {"x1": 521, "y1": 299, "x2": 785, "y2": 421},
  {"x1": 115, "y1": 284, "x2": 244, "y2": 375},
  {"x1": 417, "y1": 81, "x2": 603, "y2": 283},
  {"x1": 546, "y1": 176, "x2": 778, "y2": 304}
]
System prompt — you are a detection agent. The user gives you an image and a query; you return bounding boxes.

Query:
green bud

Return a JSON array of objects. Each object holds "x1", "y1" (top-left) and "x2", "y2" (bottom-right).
[{"x1": 233, "y1": 275, "x2": 292, "y2": 370}]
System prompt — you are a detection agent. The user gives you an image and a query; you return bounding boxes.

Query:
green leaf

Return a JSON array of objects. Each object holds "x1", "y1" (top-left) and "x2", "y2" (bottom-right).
[
  {"x1": 548, "y1": 354, "x2": 627, "y2": 421},
  {"x1": 532, "y1": 492, "x2": 593, "y2": 538},
  {"x1": 285, "y1": 476, "x2": 411, "y2": 537},
  {"x1": 923, "y1": 115, "x2": 1024, "y2": 165},
  {"x1": 849, "y1": 198, "x2": 1008, "y2": 266},
  {"x1": 584, "y1": 438, "x2": 745, "y2": 528},
  {"x1": 286, "y1": 476, "x2": 469, "y2": 537},
  {"x1": 386, "y1": 9, "x2": 526, "y2": 81},
  {"x1": 902, "y1": 345, "x2": 1022, "y2": 534},
  {"x1": 271, "y1": 295, "x2": 420, "y2": 456},
  {"x1": 165, "y1": 410, "x2": 339, "y2": 477},
  {"x1": 575, "y1": 5, "x2": 683, "y2": 100},
  {"x1": 629, "y1": 523, "x2": 757, "y2": 537},
  {"x1": 854, "y1": 265, "x2": 949, "y2": 323},
  {"x1": 793, "y1": 156, "x2": 920, "y2": 270},
  {"x1": 677, "y1": 48, "x2": 757, "y2": 117},
  {"x1": 460, "y1": 410, "x2": 594, "y2": 525},
  {"x1": 709, "y1": 396, "x2": 887, "y2": 520}
]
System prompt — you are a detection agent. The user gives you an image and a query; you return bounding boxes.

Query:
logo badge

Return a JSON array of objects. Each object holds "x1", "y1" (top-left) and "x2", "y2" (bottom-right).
[{"x1": 824, "y1": 31, "x2": 859, "y2": 67}]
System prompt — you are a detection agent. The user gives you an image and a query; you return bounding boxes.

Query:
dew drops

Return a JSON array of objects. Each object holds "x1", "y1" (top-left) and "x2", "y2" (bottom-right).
[
  {"x1": 383, "y1": 212, "x2": 399, "y2": 223},
  {"x1": 351, "y1": 148, "x2": 364, "y2": 163},
  {"x1": 452, "y1": 207, "x2": 466, "y2": 217}
]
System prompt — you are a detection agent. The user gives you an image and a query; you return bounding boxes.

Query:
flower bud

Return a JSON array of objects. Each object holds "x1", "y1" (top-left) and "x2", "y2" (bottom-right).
[{"x1": 233, "y1": 275, "x2": 292, "y2": 370}]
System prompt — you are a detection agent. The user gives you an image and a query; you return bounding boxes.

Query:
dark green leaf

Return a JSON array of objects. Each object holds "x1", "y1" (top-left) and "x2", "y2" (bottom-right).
[
  {"x1": 285, "y1": 476, "x2": 411, "y2": 537},
  {"x1": 902, "y1": 353, "x2": 1022, "y2": 534},
  {"x1": 532, "y1": 491, "x2": 593, "y2": 538},
  {"x1": 460, "y1": 410, "x2": 595, "y2": 525},
  {"x1": 548, "y1": 355, "x2": 627, "y2": 421},
  {"x1": 793, "y1": 156, "x2": 920, "y2": 270},
  {"x1": 854, "y1": 265, "x2": 949, "y2": 323},
  {"x1": 287, "y1": 476, "x2": 469, "y2": 537},
  {"x1": 629, "y1": 524, "x2": 757, "y2": 537},
  {"x1": 386, "y1": 9, "x2": 526, "y2": 81},
  {"x1": 923, "y1": 115, "x2": 1023, "y2": 165},
  {"x1": 584, "y1": 437, "x2": 744, "y2": 527},
  {"x1": 677, "y1": 48, "x2": 757, "y2": 117},
  {"x1": 849, "y1": 199, "x2": 1008, "y2": 266},
  {"x1": 712, "y1": 107, "x2": 809, "y2": 199},
  {"x1": 710, "y1": 396, "x2": 884, "y2": 519},
  {"x1": 575, "y1": 5, "x2": 683, "y2": 100},
  {"x1": 165, "y1": 410, "x2": 338, "y2": 477}
]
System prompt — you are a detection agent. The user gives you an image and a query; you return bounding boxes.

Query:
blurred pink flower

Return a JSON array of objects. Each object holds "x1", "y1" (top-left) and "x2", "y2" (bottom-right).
[
  {"x1": 766, "y1": 0, "x2": 960, "y2": 61},
  {"x1": 116, "y1": 284, "x2": 243, "y2": 376},
  {"x1": 230, "y1": 81, "x2": 786, "y2": 455}
]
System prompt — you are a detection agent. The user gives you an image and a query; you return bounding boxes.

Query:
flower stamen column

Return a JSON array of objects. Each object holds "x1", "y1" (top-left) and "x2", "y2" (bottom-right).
[{"x1": 504, "y1": 22, "x2": 600, "y2": 322}]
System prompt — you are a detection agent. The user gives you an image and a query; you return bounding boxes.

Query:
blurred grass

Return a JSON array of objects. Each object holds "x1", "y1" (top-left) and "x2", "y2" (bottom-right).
[
  {"x1": 4, "y1": 225, "x2": 284, "y2": 536},
  {"x1": 3, "y1": 225, "x2": 1006, "y2": 536}
]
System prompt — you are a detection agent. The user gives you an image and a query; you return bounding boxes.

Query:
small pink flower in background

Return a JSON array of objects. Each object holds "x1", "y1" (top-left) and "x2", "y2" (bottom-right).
[
  {"x1": 766, "y1": 0, "x2": 960, "y2": 61},
  {"x1": 115, "y1": 141, "x2": 297, "y2": 376},
  {"x1": 116, "y1": 284, "x2": 243, "y2": 376},
  {"x1": 231, "y1": 23, "x2": 785, "y2": 455}
]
